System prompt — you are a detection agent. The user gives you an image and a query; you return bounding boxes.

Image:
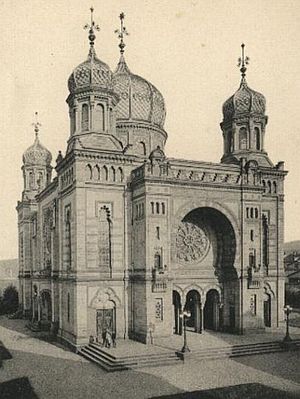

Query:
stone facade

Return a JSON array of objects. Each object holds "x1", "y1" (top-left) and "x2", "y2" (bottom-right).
[{"x1": 17, "y1": 23, "x2": 287, "y2": 349}]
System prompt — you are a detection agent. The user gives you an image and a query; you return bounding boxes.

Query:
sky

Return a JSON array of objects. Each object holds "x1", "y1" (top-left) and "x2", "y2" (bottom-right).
[{"x1": 0, "y1": 0, "x2": 300, "y2": 259}]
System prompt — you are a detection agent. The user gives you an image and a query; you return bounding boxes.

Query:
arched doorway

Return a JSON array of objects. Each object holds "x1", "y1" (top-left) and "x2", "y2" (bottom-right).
[
  {"x1": 264, "y1": 293, "x2": 271, "y2": 327},
  {"x1": 185, "y1": 290, "x2": 202, "y2": 333},
  {"x1": 96, "y1": 304, "x2": 116, "y2": 342},
  {"x1": 204, "y1": 289, "x2": 220, "y2": 331},
  {"x1": 173, "y1": 290, "x2": 182, "y2": 335}
]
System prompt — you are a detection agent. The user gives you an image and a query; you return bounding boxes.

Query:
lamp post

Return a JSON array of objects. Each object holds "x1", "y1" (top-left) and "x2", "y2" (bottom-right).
[
  {"x1": 283, "y1": 305, "x2": 292, "y2": 343},
  {"x1": 180, "y1": 309, "x2": 191, "y2": 353}
]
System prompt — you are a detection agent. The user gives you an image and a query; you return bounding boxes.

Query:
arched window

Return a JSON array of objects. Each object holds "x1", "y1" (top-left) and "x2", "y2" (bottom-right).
[
  {"x1": 111, "y1": 166, "x2": 116, "y2": 182},
  {"x1": 29, "y1": 171, "x2": 34, "y2": 189},
  {"x1": 65, "y1": 207, "x2": 71, "y2": 269},
  {"x1": 38, "y1": 172, "x2": 44, "y2": 190},
  {"x1": 249, "y1": 252, "x2": 255, "y2": 268},
  {"x1": 228, "y1": 131, "x2": 233, "y2": 153},
  {"x1": 156, "y1": 202, "x2": 160, "y2": 214},
  {"x1": 254, "y1": 127, "x2": 260, "y2": 150},
  {"x1": 98, "y1": 206, "x2": 111, "y2": 275},
  {"x1": 250, "y1": 230, "x2": 254, "y2": 241},
  {"x1": 117, "y1": 167, "x2": 124, "y2": 183},
  {"x1": 255, "y1": 208, "x2": 258, "y2": 219},
  {"x1": 239, "y1": 127, "x2": 247, "y2": 150},
  {"x1": 262, "y1": 215, "x2": 269, "y2": 273},
  {"x1": 94, "y1": 103, "x2": 105, "y2": 131},
  {"x1": 250, "y1": 208, "x2": 254, "y2": 218},
  {"x1": 154, "y1": 252, "x2": 162, "y2": 270},
  {"x1": 267, "y1": 181, "x2": 272, "y2": 193},
  {"x1": 81, "y1": 104, "x2": 89, "y2": 131},
  {"x1": 151, "y1": 202, "x2": 154, "y2": 214},
  {"x1": 85, "y1": 164, "x2": 92, "y2": 180},
  {"x1": 139, "y1": 141, "x2": 146, "y2": 156},
  {"x1": 262, "y1": 180, "x2": 266, "y2": 193},
  {"x1": 103, "y1": 166, "x2": 108, "y2": 181},
  {"x1": 94, "y1": 165, "x2": 100, "y2": 180},
  {"x1": 161, "y1": 203, "x2": 166, "y2": 215},
  {"x1": 273, "y1": 181, "x2": 277, "y2": 193}
]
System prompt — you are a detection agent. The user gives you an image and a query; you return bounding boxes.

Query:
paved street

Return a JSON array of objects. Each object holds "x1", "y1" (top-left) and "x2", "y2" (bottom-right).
[{"x1": 0, "y1": 317, "x2": 299, "y2": 399}]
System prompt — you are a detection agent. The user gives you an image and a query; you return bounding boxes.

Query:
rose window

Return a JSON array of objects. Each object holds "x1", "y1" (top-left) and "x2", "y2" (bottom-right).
[{"x1": 176, "y1": 222, "x2": 209, "y2": 263}]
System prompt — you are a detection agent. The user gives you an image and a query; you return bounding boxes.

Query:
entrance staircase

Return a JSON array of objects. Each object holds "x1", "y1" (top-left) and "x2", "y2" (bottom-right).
[
  {"x1": 78, "y1": 339, "x2": 300, "y2": 372},
  {"x1": 78, "y1": 342, "x2": 181, "y2": 371},
  {"x1": 176, "y1": 339, "x2": 300, "y2": 361}
]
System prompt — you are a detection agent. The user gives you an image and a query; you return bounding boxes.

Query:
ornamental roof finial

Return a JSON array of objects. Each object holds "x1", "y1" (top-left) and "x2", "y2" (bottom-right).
[
  {"x1": 32, "y1": 112, "x2": 41, "y2": 138},
  {"x1": 237, "y1": 43, "x2": 250, "y2": 84},
  {"x1": 84, "y1": 7, "x2": 100, "y2": 58},
  {"x1": 114, "y1": 12, "x2": 129, "y2": 55}
]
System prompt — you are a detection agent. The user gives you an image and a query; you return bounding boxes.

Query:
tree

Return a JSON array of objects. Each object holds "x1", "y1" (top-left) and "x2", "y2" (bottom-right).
[{"x1": 0, "y1": 285, "x2": 19, "y2": 315}]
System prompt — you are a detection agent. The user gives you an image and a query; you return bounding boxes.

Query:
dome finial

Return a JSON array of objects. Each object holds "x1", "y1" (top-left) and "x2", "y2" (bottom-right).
[
  {"x1": 237, "y1": 43, "x2": 250, "y2": 84},
  {"x1": 32, "y1": 112, "x2": 41, "y2": 139},
  {"x1": 115, "y1": 12, "x2": 129, "y2": 55},
  {"x1": 84, "y1": 7, "x2": 100, "y2": 58}
]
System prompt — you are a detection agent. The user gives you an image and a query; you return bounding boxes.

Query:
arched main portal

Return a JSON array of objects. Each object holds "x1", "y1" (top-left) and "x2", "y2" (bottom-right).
[
  {"x1": 204, "y1": 289, "x2": 220, "y2": 331},
  {"x1": 173, "y1": 205, "x2": 238, "y2": 333}
]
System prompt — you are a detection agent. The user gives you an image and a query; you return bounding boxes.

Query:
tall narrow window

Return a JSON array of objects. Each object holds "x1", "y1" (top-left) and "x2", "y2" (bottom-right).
[
  {"x1": 154, "y1": 252, "x2": 162, "y2": 270},
  {"x1": 262, "y1": 215, "x2": 269, "y2": 273},
  {"x1": 94, "y1": 103, "x2": 105, "y2": 131},
  {"x1": 81, "y1": 104, "x2": 89, "y2": 131},
  {"x1": 249, "y1": 251, "x2": 256, "y2": 268},
  {"x1": 239, "y1": 127, "x2": 247, "y2": 150},
  {"x1": 156, "y1": 226, "x2": 160, "y2": 240},
  {"x1": 273, "y1": 181, "x2": 277, "y2": 194},
  {"x1": 254, "y1": 127, "x2": 260, "y2": 150},
  {"x1": 151, "y1": 202, "x2": 154, "y2": 214},
  {"x1": 267, "y1": 181, "x2": 272, "y2": 193},
  {"x1": 67, "y1": 293, "x2": 70, "y2": 322},
  {"x1": 140, "y1": 141, "x2": 146, "y2": 156},
  {"x1": 156, "y1": 202, "x2": 160, "y2": 214},
  {"x1": 29, "y1": 171, "x2": 34, "y2": 189},
  {"x1": 161, "y1": 203, "x2": 166, "y2": 215},
  {"x1": 65, "y1": 207, "x2": 71, "y2": 269},
  {"x1": 98, "y1": 206, "x2": 112, "y2": 276}
]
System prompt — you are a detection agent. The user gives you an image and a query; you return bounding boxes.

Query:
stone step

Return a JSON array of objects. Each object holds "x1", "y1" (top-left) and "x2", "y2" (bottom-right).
[{"x1": 79, "y1": 345, "x2": 180, "y2": 371}]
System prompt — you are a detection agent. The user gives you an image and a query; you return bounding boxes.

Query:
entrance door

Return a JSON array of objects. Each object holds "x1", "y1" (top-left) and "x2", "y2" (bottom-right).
[
  {"x1": 204, "y1": 289, "x2": 220, "y2": 331},
  {"x1": 96, "y1": 308, "x2": 115, "y2": 339},
  {"x1": 185, "y1": 290, "x2": 201, "y2": 333},
  {"x1": 264, "y1": 294, "x2": 271, "y2": 327}
]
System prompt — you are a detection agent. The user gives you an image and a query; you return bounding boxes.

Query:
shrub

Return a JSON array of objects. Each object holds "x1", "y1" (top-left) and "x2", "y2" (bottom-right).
[{"x1": 0, "y1": 285, "x2": 19, "y2": 315}]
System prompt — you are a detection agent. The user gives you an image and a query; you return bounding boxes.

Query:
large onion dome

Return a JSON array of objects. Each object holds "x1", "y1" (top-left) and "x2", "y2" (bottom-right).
[
  {"x1": 23, "y1": 133, "x2": 52, "y2": 166},
  {"x1": 222, "y1": 79, "x2": 266, "y2": 121},
  {"x1": 113, "y1": 55, "x2": 166, "y2": 128},
  {"x1": 68, "y1": 47, "x2": 113, "y2": 94}
]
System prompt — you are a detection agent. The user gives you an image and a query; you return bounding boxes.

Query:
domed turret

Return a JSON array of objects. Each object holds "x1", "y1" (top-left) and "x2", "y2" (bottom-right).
[
  {"x1": 113, "y1": 55, "x2": 166, "y2": 128},
  {"x1": 112, "y1": 13, "x2": 167, "y2": 157},
  {"x1": 21, "y1": 114, "x2": 53, "y2": 200},
  {"x1": 220, "y1": 44, "x2": 271, "y2": 167},
  {"x1": 23, "y1": 132, "x2": 52, "y2": 167}
]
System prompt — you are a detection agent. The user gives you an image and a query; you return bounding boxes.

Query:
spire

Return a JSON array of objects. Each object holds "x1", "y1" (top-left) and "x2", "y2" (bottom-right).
[
  {"x1": 237, "y1": 43, "x2": 250, "y2": 85},
  {"x1": 84, "y1": 6, "x2": 100, "y2": 59},
  {"x1": 115, "y1": 12, "x2": 129, "y2": 55},
  {"x1": 32, "y1": 112, "x2": 41, "y2": 140}
]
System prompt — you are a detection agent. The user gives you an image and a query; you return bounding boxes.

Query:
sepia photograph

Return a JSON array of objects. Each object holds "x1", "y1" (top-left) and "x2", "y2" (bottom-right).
[{"x1": 0, "y1": 0, "x2": 299, "y2": 398}]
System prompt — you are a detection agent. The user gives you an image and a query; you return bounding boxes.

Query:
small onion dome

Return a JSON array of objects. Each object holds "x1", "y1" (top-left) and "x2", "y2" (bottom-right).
[
  {"x1": 113, "y1": 55, "x2": 166, "y2": 128},
  {"x1": 23, "y1": 134, "x2": 52, "y2": 166},
  {"x1": 149, "y1": 146, "x2": 166, "y2": 162},
  {"x1": 222, "y1": 79, "x2": 266, "y2": 122},
  {"x1": 68, "y1": 48, "x2": 113, "y2": 94}
]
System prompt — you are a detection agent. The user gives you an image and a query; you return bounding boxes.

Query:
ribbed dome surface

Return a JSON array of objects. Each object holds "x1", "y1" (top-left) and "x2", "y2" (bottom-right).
[
  {"x1": 23, "y1": 135, "x2": 52, "y2": 166},
  {"x1": 113, "y1": 55, "x2": 166, "y2": 128},
  {"x1": 68, "y1": 49, "x2": 113, "y2": 93},
  {"x1": 223, "y1": 80, "x2": 266, "y2": 121}
]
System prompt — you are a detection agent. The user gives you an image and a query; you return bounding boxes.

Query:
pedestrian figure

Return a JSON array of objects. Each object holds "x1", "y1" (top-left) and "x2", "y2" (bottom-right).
[
  {"x1": 105, "y1": 329, "x2": 112, "y2": 348},
  {"x1": 112, "y1": 332, "x2": 116, "y2": 348}
]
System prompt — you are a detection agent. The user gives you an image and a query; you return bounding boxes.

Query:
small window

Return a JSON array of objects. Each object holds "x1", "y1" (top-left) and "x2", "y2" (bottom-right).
[
  {"x1": 154, "y1": 253, "x2": 162, "y2": 270},
  {"x1": 162, "y1": 203, "x2": 165, "y2": 215},
  {"x1": 254, "y1": 127, "x2": 260, "y2": 150},
  {"x1": 156, "y1": 202, "x2": 160, "y2": 214},
  {"x1": 249, "y1": 252, "x2": 256, "y2": 268},
  {"x1": 250, "y1": 230, "x2": 254, "y2": 241},
  {"x1": 250, "y1": 208, "x2": 254, "y2": 219},
  {"x1": 246, "y1": 207, "x2": 249, "y2": 218},
  {"x1": 151, "y1": 202, "x2": 154, "y2": 214},
  {"x1": 82, "y1": 104, "x2": 89, "y2": 131},
  {"x1": 239, "y1": 127, "x2": 247, "y2": 150},
  {"x1": 156, "y1": 226, "x2": 160, "y2": 240},
  {"x1": 267, "y1": 181, "x2": 272, "y2": 194},
  {"x1": 255, "y1": 208, "x2": 258, "y2": 219},
  {"x1": 273, "y1": 182, "x2": 277, "y2": 194}
]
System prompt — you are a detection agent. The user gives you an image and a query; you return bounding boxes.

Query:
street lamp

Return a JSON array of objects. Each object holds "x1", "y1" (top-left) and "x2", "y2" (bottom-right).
[
  {"x1": 179, "y1": 309, "x2": 191, "y2": 353},
  {"x1": 283, "y1": 305, "x2": 292, "y2": 343}
]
